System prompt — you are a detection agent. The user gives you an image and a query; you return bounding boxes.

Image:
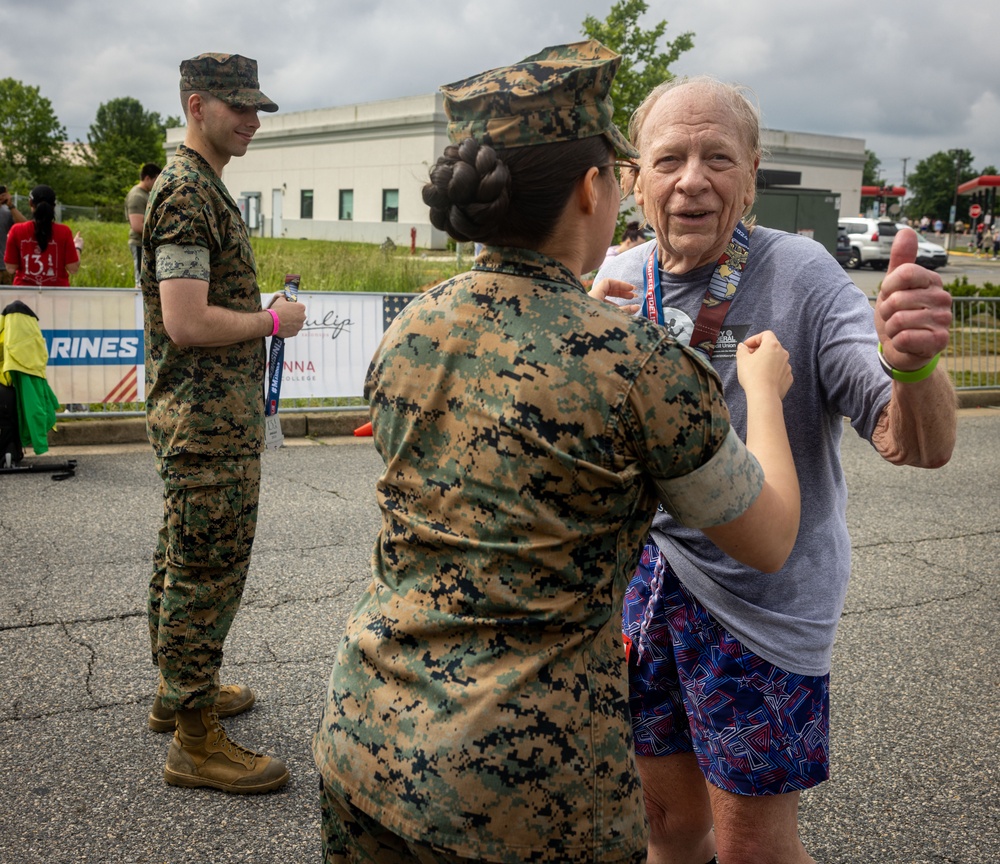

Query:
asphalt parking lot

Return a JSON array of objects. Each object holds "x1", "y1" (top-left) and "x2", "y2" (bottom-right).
[{"x1": 0, "y1": 411, "x2": 997, "y2": 864}]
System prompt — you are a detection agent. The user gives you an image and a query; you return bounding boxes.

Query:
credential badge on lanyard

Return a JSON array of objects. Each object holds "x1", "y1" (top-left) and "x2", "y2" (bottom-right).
[
  {"x1": 264, "y1": 273, "x2": 300, "y2": 450},
  {"x1": 642, "y1": 221, "x2": 750, "y2": 361}
]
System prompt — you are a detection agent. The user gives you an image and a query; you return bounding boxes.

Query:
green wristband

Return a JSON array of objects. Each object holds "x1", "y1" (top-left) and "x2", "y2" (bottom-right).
[{"x1": 877, "y1": 342, "x2": 941, "y2": 383}]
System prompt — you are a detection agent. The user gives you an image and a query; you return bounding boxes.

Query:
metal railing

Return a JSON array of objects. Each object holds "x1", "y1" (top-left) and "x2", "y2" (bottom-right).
[
  {"x1": 39, "y1": 297, "x2": 1000, "y2": 418},
  {"x1": 6, "y1": 193, "x2": 103, "y2": 222},
  {"x1": 948, "y1": 297, "x2": 999, "y2": 390}
]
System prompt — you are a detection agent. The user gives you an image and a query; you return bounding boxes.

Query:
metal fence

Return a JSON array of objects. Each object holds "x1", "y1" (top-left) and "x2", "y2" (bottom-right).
[
  {"x1": 949, "y1": 296, "x2": 999, "y2": 390},
  {"x1": 27, "y1": 295, "x2": 1000, "y2": 418},
  {"x1": 7, "y1": 193, "x2": 102, "y2": 222}
]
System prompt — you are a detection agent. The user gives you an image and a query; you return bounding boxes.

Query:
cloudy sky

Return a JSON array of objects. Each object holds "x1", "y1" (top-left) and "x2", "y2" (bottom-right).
[{"x1": 3, "y1": 0, "x2": 998, "y2": 186}]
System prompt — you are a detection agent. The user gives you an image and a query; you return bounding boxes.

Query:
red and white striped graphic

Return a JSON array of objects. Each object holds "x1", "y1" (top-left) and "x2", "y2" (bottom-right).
[{"x1": 104, "y1": 366, "x2": 138, "y2": 403}]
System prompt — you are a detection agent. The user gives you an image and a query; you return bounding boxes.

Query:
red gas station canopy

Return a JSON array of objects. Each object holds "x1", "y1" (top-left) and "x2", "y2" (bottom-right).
[
  {"x1": 861, "y1": 185, "x2": 907, "y2": 197},
  {"x1": 957, "y1": 175, "x2": 1000, "y2": 195}
]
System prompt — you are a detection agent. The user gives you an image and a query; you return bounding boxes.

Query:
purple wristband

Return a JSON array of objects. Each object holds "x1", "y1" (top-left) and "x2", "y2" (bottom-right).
[{"x1": 267, "y1": 308, "x2": 280, "y2": 337}]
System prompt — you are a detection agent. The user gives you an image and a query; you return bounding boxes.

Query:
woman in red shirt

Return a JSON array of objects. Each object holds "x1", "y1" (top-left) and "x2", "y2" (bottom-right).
[{"x1": 3, "y1": 185, "x2": 82, "y2": 286}]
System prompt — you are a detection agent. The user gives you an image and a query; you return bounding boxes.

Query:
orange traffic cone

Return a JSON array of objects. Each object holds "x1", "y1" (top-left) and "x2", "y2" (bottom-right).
[{"x1": 354, "y1": 421, "x2": 373, "y2": 437}]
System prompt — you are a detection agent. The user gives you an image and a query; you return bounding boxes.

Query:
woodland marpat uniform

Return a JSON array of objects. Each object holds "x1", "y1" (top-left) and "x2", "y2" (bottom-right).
[
  {"x1": 141, "y1": 143, "x2": 265, "y2": 459},
  {"x1": 142, "y1": 142, "x2": 265, "y2": 707},
  {"x1": 313, "y1": 247, "x2": 763, "y2": 862}
]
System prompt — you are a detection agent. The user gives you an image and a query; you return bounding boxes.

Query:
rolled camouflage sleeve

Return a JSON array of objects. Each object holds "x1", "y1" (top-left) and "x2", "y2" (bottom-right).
[
  {"x1": 155, "y1": 244, "x2": 211, "y2": 283},
  {"x1": 148, "y1": 180, "x2": 213, "y2": 284},
  {"x1": 625, "y1": 336, "x2": 763, "y2": 528},
  {"x1": 653, "y1": 427, "x2": 763, "y2": 527}
]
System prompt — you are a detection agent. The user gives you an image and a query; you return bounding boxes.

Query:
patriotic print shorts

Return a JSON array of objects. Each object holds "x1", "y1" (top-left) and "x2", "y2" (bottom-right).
[{"x1": 622, "y1": 542, "x2": 830, "y2": 796}]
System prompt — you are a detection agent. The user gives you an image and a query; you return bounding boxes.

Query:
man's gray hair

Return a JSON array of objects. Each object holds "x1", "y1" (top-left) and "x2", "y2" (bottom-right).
[
  {"x1": 628, "y1": 76, "x2": 766, "y2": 223},
  {"x1": 629, "y1": 75, "x2": 765, "y2": 161}
]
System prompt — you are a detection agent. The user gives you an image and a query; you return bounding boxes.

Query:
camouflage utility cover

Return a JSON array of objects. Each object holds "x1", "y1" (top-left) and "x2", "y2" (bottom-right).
[
  {"x1": 142, "y1": 144, "x2": 266, "y2": 458},
  {"x1": 441, "y1": 39, "x2": 638, "y2": 158},
  {"x1": 179, "y1": 52, "x2": 278, "y2": 112},
  {"x1": 313, "y1": 247, "x2": 764, "y2": 861}
]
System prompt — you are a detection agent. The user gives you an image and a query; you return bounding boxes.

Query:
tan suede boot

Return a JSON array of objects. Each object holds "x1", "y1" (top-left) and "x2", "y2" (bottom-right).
[
  {"x1": 149, "y1": 681, "x2": 255, "y2": 732},
  {"x1": 164, "y1": 706, "x2": 289, "y2": 794}
]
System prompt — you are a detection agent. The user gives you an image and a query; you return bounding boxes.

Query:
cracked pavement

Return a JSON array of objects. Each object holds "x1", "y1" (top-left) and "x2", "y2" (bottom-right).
[{"x1": 0, "y1": 416, "x2": 996, "y2": 863}]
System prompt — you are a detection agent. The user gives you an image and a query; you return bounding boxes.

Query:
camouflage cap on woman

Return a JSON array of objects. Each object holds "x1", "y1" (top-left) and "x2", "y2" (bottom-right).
[
  {"x1": 440, "y1": 39, "x2": 638, "y2": 159},
  {"x1": 179, "y1": 53, "x2": 278, "y2": 113}
]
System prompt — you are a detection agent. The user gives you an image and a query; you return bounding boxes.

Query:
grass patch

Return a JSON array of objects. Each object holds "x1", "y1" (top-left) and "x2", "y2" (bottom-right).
[
  {"x1": 949, "y1": 370, "x2": 1000, "y2": 388},
  {"x1": 66, "y1": 220, "x2": 463, "y2": 293},
  {"x1": 60, "y1": 222, "x2": 465, "y2": 414}
]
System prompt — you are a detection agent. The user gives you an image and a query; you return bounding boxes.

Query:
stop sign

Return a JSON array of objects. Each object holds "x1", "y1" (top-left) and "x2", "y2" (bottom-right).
[{"x1": 970, "y1": 204, "x2": 982, "y2": 218}]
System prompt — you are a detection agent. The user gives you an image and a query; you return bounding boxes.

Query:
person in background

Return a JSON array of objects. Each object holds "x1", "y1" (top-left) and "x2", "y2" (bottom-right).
[
  {"x1": 142, "y1": 52, "x2": 304, "y2": 795},
  {"x1": 595, "y1": 75, "x2": 956, "y2": 863},
  {"x1": 974, "y1": 219, "x2": 987, "y2": 255},
  {"x1": 0, "y1": 186, "x2": 27, "y2": 286},
  {"x1": 4, "y1": 185, "x2": 82, "y2": 286},
  {"x1": 125, "y1": 162, "x2": 161, "y2": 287},
  {"x1": 602, "y1": 219, "x2": 644, "y2": 267},
  {"x1": 314, "y1": 41, "x2": 800, "y2": 864},
  {"x1": 5, "y1": 185, "x2": 86, "y2": 412}
]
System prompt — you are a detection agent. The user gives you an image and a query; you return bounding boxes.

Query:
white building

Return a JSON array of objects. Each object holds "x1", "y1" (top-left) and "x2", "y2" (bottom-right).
[
  {"x1": 760, "y1": 128, "x2": 867, "y2": 216},
  {"x1": 165, "y1": 93, "x2": 866, "y2": 250}
]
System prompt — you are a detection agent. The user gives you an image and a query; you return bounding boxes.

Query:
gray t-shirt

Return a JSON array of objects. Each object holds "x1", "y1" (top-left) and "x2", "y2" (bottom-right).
[
  {"x1": 125, "y1": 184, "x2": 150, "y2": 247},
  {"x1": 597, "y1": 227, "x2": 892, "y2": 675}
]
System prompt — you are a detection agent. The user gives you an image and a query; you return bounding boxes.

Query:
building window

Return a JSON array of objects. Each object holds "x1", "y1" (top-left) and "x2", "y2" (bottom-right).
[
  {"x1": 239, "y1": 192, "x2": 261, "y2": 230},
  {"x1": 300, "y1": 189, "x2": 313, "y2": 220},
  {"x1": 339, "y1": 189, "x2": 353, "y2": 221},
  {"x1": 382, "y1": 189, "x2": 399, "y2": 223}
]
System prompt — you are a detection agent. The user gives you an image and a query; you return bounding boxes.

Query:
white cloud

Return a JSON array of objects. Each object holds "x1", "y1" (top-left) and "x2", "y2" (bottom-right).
[{"x1": 1, "y1": 0, "x2": 996, "y2": 185}]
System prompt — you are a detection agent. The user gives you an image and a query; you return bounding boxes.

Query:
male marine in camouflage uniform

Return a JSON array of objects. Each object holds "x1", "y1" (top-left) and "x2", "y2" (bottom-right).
[{"x1": 142, "y1": 53, "x2": 305, "y2": 794}]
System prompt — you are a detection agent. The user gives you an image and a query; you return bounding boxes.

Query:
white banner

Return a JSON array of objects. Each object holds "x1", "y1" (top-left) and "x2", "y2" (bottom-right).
[
  {"x1": 266, "y1": 291, "x2": 406, "y2": 399},
  {"x1": 1, "y1": 287, "x2": 144, "y2": 404},
  {"x1": 0, "y1": 287, "x2": 414, "y2": 405}
]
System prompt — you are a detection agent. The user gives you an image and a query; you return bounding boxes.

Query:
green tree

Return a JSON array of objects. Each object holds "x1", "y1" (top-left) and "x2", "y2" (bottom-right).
[
  {"x1": 0, "y1": 78, "x2": 67, "y2": 180},
  {"x1": 582, "y1": 0, "x2": 693, "y2": 240},
  {"x1": 582, "y1": 0, "x2": 694, "y2": 141},
  {"x1": 862, "y1": 149, "x2": 881, "y2": 186},
  {"x1": 85, "y1": 96, "x2": 171, "y2": 207},
  {"x1": 45, "y1": 160, "x2": 97, "y2": 207},
  {"x1": 905, "y1": 150, "x2": 976, "y2": 225},
  {"x1": 87, "y1": 97, "x2": 165, "y2": 164},
  {"x1": 857, "y1": 150, "x2": 888, "y2": 216}
]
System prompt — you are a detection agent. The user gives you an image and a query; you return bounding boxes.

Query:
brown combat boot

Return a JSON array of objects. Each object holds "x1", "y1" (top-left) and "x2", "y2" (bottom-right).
[
  {"x1": 164, "y1": 706, "x2": 289, "y2": 794},
  {"x1": 149, "y1": 680, "x2": 255, "y2": 732}
]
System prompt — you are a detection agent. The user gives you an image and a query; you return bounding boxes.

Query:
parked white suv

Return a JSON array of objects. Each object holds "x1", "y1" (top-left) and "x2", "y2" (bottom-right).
[
  {"x1": 899, "y1": 224, "x2": 948, "y2": 270},
  {"x1": 838, "y1": 218, "x2": 899, "y2": 270}
]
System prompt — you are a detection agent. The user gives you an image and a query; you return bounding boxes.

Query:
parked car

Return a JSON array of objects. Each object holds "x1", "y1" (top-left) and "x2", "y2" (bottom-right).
[
  {"x1": 901, "y1": 225, "x2": 949, "y2": 270},
  {"x1": 838, "y1": 218, "x2": 899, "y2": 269},
  {"x1": 835, "y1": 225, "x2": 851, "y2": 267}
]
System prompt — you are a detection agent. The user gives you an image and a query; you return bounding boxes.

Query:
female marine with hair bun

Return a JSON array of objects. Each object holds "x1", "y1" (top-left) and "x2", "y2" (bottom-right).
[
  {"x1": 3, "y1": 184, "x2": 82, "y2": 286},
  {"x1": 314, "y1": 40, "x2": 800, "y2": 864}
]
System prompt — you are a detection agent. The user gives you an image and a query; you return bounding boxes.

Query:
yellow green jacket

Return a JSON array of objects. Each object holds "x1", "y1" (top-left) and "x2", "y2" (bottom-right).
[{"x1": 0, "y1": 305, "x2": 59, "y2": 454}]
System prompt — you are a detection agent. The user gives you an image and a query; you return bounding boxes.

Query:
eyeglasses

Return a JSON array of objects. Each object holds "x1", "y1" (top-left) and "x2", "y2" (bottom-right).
[{"x1": 606, "y1": 159, "x2": 639, "y2": 200}]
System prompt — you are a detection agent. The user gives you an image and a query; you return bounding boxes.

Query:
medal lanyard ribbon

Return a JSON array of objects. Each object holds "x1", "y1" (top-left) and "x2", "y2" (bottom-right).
[
  {"x1": 642, "y1": 222, "x2": 750, "y2": 360},
  {"x1": 265, "y1": 274, "x2": 300, "y2": 418}
]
